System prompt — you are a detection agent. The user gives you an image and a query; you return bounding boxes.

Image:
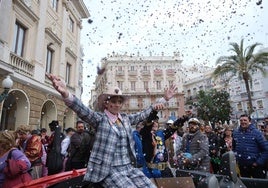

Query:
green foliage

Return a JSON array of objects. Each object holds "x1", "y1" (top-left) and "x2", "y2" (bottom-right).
[
  {"x1": 212, "y1": 39, "x2": 268, "y2": 114},
  {"x1": 192, "y1": 89, "x2": 232, "y2": 124}
]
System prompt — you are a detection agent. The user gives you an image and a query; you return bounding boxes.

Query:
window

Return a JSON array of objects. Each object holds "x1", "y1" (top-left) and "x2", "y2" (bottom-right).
[
  {"x1": 169, "y1": 98, "x2": 176, "y2": 107},
  {"x1": 117, "y1": 81, "x2": 123, "y2": 90},
  {"x1": 143, "y1": 66, "x2": 147, "y2": 71},
  {"x1": 193, "y1": 88, "x2": 197, "y2": 95},
  {"x1": 257, "y1": 100, "x2": 263, "y2": 109},
  {"x1": 246, "y1": 102, "x2": 250, "y2": 112},
  {"x1": 118, "y1": 66, "x2": 122, "y2": 71},
  {"x1": 12, "y1": 22, "x2": 26, "y2": 57},
  {"x1": 143, "y1": 81, "x2": 148, "y2": 90},
  {"x1": 235, "y1": 86, "x2": 241, "y2": 95},
  {"x1": 131, "y1": 81, "x2": 136, "y2": 91},
  {"x1": 50, "y1": 0, "x2": 58, "y2": 11},
  {"x1": 46, "y1": 48, "x2": 53, "y2": 73},
  {"x1": 129, "y1": 98, "x2": 137, "y2": 108},
  {"x1": 253, "y1": 80, "x2": 261, "y2": 91},
  {"x1": 168, "y1": 80, "x2": 173, "y2": 87},
  {"x1": 143, "y1": 98, "x2": 151, "y2": 107},
  {"x1": 187, "y1": 89, "x2": 191, "y2": 97},
  {"x1": 66, "y1": 63, "x2": 71, "y2": 85},
  {"x1": 237, "y1": 102, "x2": 242, "y2": 111},
  {"x1": 170, "y1": 111, "x2": 176, "y2": 117},
  {"x1": 156, "y1": 81, "x2": 161, "y2": 90},
  {"x1": 130, "y1": 66, "x2": 135, "y2": 71},
  {"x1": 68, "y1": 16, "x2": 74, "y2": 32}
]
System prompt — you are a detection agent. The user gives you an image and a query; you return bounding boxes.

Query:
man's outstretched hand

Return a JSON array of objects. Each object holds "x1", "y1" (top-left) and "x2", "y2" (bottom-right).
[
  {"x1": 46, "y1": 73, "x2": 69, "y2": 98},
  {"x1": 164, "y1": 84, "x2": 177, "y2": 101}
]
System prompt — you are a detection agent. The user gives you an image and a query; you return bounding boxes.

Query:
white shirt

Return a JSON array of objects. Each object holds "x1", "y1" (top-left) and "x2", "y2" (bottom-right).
[{"x1": 61, "y1": 136, "x2": 71, "y2": 157}]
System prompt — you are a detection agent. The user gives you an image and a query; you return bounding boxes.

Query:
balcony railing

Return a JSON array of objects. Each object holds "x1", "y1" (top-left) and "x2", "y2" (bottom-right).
[
  {"x1": 240, "y1": 92, "x2": 253, "y2": 98},
  {"x1": 116, "y1": 70, "x2": 125, "y2": 76},
  {"x1": 154, "y1": 69, "x2": 163, "y2": 75},
  {"x1": 141, "y1": 70, "x2": 150, "y2": 76},
  {"x1": 128, "y1": 70, "x2": 137, "y2": 76},
  {"x1": 166, "y1": 69, "x2": 175, "y2": 75},
  {"x1": 10, "y1": 52, "x2": 34, "y2": 77}
]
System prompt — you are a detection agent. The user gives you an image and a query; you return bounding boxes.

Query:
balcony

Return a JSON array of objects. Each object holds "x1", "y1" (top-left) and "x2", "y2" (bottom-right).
[
  {"x1": 166, "y1": 69, "x2": 175, "y2": 76},
  {"x1": 128, "y1": 70, "x2": 137, "y2": 76},
  {"x1": 10, "y1": 52, "x2": 34, "y2": 77},
  {"x1": 116, "y1": 70, "x2": 125, "y2": 76},
  {"x1": 240, "y1": 91, "x2": 253, "y2": 98},
  {"x1": 140, "y1": 70, "x2": 150, "y2": 76},
  {"x1": 154, "y1": 69, "x2": 163, "y2": 75}
]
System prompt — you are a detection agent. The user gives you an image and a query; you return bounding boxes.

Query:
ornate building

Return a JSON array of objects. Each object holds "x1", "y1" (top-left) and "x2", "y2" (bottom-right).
[
  {"x1": 0, "y1": 0, "x2": 89, "y2": 131},
  {"x1": 90, "y1": 52, "x2": 186, "y2": 125}
]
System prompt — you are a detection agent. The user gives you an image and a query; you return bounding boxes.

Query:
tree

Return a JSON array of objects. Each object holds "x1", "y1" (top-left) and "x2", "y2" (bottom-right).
[
  {"x1": 212, "y1": 39, "x2": 268, "y2": 114},
  {"x1": 189, "y1": 89, "x2": 232, "y2": 125}
]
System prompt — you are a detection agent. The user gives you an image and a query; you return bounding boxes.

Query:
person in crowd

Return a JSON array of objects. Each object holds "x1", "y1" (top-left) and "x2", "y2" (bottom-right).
[
  {"x1": 31, "y1": 129, "x2": 48, "y2": 177},
  {"x1": 264, "y1": 124, "x2": 268, "y2": 141},
  {"x1": 233, "y1": 114, "x2": 268, "y2": 179},
  {"x1": 165, "y1": 119, "x2": 176, "y2": 167},
  {"x1": 46, "y1": 121, "x2": 65, "y2": 154},
  {"x1": 140, "y1": 111, "x2": 189, "y2": 178},
  {"x1": 61, "y1": 127, "x2": 75, "y2": 157},
  {"x1": 0, "y1": 130, "x2": 32, "y2": 187},
  {"x1": 199, "y1": 124, "x2": 205, "y2": 133},
  {"x1": 16, "y1": 125, "x2": 43, "y2": 179},
  {"x1": 46, "y1": 73, "x2": 177, "y2": 188},
  {"x1": 219, "y1": 126, "x2": 233, "y2": 156},
  {"x1": 40, "y1": 128, "x2": 50, "y2": 176},
  {"x1": 204, "y1": 124, "x2": 220, "y2": 174},
  {"x1": 61, "y1": 127, "x2": 75, "y2": 171},
  {"x1": 46, "y1": 120, "x2": 65, "y2": 175},
  {"x1": 65, "y1": 121, "x2": 92, "y2": 171},
  {"x1": 214, "y1": 123, "x2": 225, "y2": 138},
  {"x1": 40, "y1": 128, "x2": 49, "y2": 151},
  {"x1": 261, "y1": 116, "x2": 268, "y2": 140},
  {"x1": 165, "y1": 120, "x2": 184, "y2": 168},
  {"x1": 133, "y1": 121, "x2": 146, "y2": 168},
  {"x1": 177, "y1": 118, "x2": 210, "y2": 172},
  {"x1": 264, "y1": 117, "x2": 268, "y2": 176}
]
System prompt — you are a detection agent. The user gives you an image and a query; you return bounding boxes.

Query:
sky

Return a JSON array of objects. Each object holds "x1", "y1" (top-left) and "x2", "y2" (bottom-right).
[{"x1": 80, "y1": 0, "x2": 268, "y2": 103}]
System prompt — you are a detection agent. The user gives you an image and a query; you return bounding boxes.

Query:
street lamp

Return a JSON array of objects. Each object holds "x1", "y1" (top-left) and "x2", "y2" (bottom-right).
[{"x1": 0, "y1": 75, "x2": 13, "y2": 103}]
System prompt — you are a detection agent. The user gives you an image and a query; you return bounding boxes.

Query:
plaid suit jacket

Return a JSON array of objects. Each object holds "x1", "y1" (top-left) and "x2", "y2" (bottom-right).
[{"x1": 65, "y1": 95, "x2": 154, "y2": 182}]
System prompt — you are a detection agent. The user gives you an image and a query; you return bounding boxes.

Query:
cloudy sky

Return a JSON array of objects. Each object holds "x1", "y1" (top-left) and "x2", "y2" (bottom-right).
[{"x1": 80, "y1": 0, "x2": 267, "y2": 102}]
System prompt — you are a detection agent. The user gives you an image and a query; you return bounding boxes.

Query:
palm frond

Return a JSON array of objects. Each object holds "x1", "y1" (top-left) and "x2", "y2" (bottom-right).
[{"x1": 245, "y1": 42, "x2": 261, "y2": 57}]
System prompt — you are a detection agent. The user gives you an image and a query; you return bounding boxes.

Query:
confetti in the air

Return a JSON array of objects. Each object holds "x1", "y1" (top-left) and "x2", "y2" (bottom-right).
[{"x1": 80, "y1": 0, "x2": 268, "y2": 102}]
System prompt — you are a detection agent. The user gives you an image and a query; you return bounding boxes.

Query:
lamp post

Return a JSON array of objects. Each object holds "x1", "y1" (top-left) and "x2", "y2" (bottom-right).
[{"x1": 0, "y1": 75, "x2": 13, "y2": 103}]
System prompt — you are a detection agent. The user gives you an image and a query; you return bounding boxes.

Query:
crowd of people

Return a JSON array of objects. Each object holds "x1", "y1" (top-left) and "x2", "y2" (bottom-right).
[
  {"x1": 0, "y1": 73, "x2": 268, "y2": 188},
  {"x1": 0, "y1": 119, "x2": 95, "y2": 187}
]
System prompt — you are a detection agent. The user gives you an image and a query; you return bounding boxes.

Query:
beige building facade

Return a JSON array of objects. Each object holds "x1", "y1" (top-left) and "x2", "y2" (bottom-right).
[
  {"x1": 0, "y1": 0, "x2": 89, "y2": 131},
  {"x1": 90, "y1": 52, "x2": 186, "y2": 125}
]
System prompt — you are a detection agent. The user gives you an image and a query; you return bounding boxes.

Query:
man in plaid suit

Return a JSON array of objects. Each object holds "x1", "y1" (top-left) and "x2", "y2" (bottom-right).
[{"x1": 47, "y1": 73, "x2": 177, "y2": 188}]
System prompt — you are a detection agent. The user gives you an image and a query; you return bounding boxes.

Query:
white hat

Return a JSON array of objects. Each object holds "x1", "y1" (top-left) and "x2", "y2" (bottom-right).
[
  {"x1": 97, "y1": 86, "x2": 128, "y2": 111},
  {"x1": 166, "y1": 119, "x2": 174, "y2": 124},
  {"x1": 188, "y1": 118, "x2": 200, "y2": 125}
]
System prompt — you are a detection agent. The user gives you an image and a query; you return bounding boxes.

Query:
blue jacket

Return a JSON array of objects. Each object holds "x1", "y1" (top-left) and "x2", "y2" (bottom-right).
[
  {"x1": 233, "y1": 124, "x2": 268, "y2": 166},
  {"x1": 133, "y1": 130, "x2": 146, "y2": 167}
]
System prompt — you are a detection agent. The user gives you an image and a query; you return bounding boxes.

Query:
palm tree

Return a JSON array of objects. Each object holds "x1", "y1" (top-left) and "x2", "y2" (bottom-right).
[{"x1": 212, "y1": 39, "x2": 268, "y2": 114}]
